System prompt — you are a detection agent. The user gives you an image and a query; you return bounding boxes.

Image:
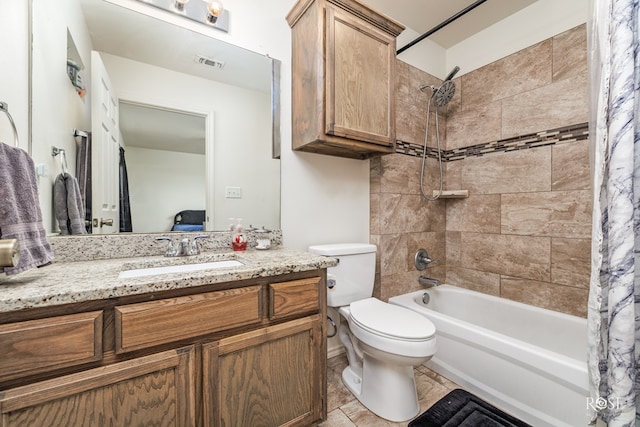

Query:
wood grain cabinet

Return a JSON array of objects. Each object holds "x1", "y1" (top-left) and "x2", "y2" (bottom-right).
[
  {"x1": 0, "y1": 272, "x2": 326, "y2": 426},
  {"x1": 287, "y1": 0, "x2": 404, "y2": 159},
  {"x1": 0, "y1": 346, "x2": 196, "y2": 426}
]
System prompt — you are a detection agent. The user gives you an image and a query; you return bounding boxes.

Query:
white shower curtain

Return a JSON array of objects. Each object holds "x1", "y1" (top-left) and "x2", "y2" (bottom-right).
[{"x1": 588, "y1": 0, "x2": 640, "y2": 425}]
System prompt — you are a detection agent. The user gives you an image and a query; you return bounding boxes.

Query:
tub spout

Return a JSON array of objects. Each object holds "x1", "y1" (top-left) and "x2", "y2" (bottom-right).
[{"x1": 418, "y1": 276, "x2": 440, "y2": 288}]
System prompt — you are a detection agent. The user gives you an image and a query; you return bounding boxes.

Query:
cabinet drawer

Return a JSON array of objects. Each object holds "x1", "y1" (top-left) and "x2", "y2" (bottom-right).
[
  {"x1": 0, "y1": 311, "x2": 103, "y2": 380},
  {"x1": 269, "y1": 277, "x2": 321, "y2": 320},
  {"x1": 115, "y1": 285, "x2": 261, "y2": 353}
]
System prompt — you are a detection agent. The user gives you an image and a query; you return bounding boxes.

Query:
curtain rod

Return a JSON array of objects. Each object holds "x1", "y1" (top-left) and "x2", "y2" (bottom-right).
[{"x1": 396, "y1": 0, "x2": 488, "y2": 55}]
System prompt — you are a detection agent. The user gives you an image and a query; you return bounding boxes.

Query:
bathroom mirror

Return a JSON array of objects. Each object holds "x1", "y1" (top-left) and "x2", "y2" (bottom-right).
[{"x1": 31, "y1": 0, "x2": 281, "y2": 234}]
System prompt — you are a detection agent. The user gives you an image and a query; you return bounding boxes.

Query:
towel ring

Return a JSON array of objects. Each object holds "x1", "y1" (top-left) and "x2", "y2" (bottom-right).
[
  {"x1": 0, "y1": 101, "x2": 20, "y2": 148},
  {"x1": 51, "y1": 146, "x2": 69, "y2": 174}
]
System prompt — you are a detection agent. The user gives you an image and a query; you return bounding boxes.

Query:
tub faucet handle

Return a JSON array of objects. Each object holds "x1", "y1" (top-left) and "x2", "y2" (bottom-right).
[{"x1": 415, "y1": 248, "x2": 434, "y2": 270}]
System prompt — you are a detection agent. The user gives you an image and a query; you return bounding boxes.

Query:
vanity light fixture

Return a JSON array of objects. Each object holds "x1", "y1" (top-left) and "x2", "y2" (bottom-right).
[
  {"x1": 173, "y1": 0, "x2": 189, "y2": 12},
  {"x1": 134, "y1": 0, "x2": 230, "y2": 33},
  {"x1": 205, "y1": 0, "x2": 224, "y2": 24}
]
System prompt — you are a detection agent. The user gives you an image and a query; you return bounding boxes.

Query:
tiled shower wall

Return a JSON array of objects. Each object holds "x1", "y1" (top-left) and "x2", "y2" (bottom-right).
[{"x1": 371, "y1": 24, "x2": 590, "y2": 317}]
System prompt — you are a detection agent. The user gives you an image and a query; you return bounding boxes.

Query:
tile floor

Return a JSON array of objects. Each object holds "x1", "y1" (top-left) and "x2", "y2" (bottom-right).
[{"x1": 321, "y1": 353, "x2": 461, "y2": 426}]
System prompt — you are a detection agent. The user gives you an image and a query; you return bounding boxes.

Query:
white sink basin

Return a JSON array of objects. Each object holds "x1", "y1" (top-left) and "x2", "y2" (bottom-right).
[{"x1": 118, "y1": 259, "x2": 244, "y2": 279}]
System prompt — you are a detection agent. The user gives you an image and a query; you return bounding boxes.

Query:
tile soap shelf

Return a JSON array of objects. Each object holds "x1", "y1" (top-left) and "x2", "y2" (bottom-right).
[{"x1": 433, "y1": 190, "x2": 469, "y2": 199}]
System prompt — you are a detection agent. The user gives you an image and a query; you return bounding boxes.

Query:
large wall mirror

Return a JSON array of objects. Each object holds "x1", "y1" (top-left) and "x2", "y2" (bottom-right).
[{"x1": 31, "y1": 0, "x2": 281, "y2": 235}]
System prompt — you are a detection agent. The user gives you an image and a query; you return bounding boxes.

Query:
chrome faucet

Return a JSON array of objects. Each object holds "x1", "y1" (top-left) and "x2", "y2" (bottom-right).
[
  {"x1": 155, "y1": 235, "x2": 207, "y2": 257},
  {"x1": 418, "y1": 276, "x2": 440, "y2": 288}
]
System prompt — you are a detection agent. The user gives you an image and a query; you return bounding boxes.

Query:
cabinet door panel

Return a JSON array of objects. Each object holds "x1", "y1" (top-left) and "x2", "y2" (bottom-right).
[
  {"x1": 326, "y1": 5, "x2": 394, "y2": 146},
  {"x1": 0, "y1": 311, "x2": 103, "y2": 381},
  {"x1": 203, "y1": 316, "x2": 324, "y2": 427},
  {"x1": 115, "y1": 285, "x2": 261, "y2": 353},
  {"x1": 0, "y1": 346, "x2": 196, "y2": 427}
]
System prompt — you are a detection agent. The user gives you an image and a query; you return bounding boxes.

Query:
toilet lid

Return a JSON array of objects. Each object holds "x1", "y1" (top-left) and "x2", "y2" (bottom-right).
[{"x1": 349, "y1": 298, "x2": 435, "y2": 341}]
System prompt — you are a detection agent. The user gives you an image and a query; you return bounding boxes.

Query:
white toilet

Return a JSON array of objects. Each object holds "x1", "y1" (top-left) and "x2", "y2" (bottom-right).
[{"x1": 309, "y1": 243, "x2": 437, "y2": 422}]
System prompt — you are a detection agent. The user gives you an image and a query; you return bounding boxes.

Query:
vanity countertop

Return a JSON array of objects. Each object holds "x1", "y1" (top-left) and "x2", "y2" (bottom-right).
[{"x1": 0, "y1": 249, "x2": 337, "y2": 313}]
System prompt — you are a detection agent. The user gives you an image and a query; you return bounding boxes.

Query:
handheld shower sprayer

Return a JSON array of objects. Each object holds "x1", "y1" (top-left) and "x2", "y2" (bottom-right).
[{"x1": 418, "y1": 65, "x2": 460, "y2": 201}]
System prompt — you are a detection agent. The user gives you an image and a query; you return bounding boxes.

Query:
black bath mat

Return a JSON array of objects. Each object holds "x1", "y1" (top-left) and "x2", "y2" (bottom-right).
[{"x1": 408, "y1": 389, "x2": 532, "y2": 427}]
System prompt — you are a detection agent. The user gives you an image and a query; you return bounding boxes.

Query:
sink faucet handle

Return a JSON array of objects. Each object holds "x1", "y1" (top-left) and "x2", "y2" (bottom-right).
[
  {"x1": 155, "y1": 237, "x2": 178, "y2": 257},
  {"x1": 189, "y1": 235, "x2": 208, "y2": 255}
]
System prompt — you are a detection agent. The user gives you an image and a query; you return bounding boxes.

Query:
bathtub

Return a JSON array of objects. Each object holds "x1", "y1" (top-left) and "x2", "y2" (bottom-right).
[{"x1": 389, "y1": 285, "x2": 588, "y2": 427}]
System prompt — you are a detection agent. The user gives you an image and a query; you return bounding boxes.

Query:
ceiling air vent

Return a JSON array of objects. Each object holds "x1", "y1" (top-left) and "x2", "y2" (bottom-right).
[{"x1": 195, "y1": 55, "x2": 225, "y2": 70}]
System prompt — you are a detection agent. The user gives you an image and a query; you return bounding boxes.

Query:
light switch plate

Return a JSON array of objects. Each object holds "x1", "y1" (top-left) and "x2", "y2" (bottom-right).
[{"x1": 225, "y1": 186, "x2": 242, "y2": 198}]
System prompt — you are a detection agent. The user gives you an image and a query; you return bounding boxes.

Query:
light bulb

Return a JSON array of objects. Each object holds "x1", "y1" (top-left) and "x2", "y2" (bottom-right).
[
  {"x1": 206, "y1": 0, "x2": 224, "y2": 24},
  {"x1": 174, "y1": 0, "x2": 189, "y2": 12}
]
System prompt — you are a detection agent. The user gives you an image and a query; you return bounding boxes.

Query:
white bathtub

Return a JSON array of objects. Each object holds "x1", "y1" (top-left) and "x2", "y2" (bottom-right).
[{"x1": 389, "y1": 285, "x2": 588, "y2": 427}]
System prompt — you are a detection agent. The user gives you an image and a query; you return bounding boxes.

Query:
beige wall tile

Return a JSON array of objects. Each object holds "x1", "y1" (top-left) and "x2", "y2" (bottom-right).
[
  {"x1": 501, "y1": 190, "x2": 592, "y2": 238},
  {"x1": 370, "y1": 157, "x2": 381, "y2": 194},
  {"x1": 502, "y1": 73, "x2": 588, "y2": 138},
  {"x1": 553, "y1": 24, "x2": 587, "y2": 82},
  {"x1": 552, "y1": 140, "x2": 590, "y2": 191},
  {"x1": 460, "y1": 233, "x2": 551, "y2": 281},
  {"x1": 379, "y1": 233, "x2": 407, "y2": 277},
  {"x1": 396, "y1": 100, "x2": 426, "y2": 144},
  {"x1": 501, "y1": 276, "x2": 588, "y2": 317},
  {"x1": 446, "y1": 231, "x2": 461, "y2": 267},
  {"x1": 461, "y1": 147, "x2": 551, "y2": 194},
  {"x1": 444, "y1": 161, "x2": 462, "y2": 189},
  {"x1": 446, "y1": 194, "x2": 501, "y2": 233},
  {"x1": 446, "y1": 101, "x2": 502, "y2": 150},
  {"x1": 551, "y1": 238, "x2": 591, "y2": 288},
  {"x1": 370, "y1": 192, "x2": 380, "y2": 235},
  {"x1": 461, "y1": 40, "x2": 552, "y2": 109},
  {"x1": 379, "y1": 154, "x2": 421, "y2": 195},
  {"x1": 380, "y1": 193, "x2": 445, "y2": 234},
  {"x1": 445, "y1": 267, "x2": 501, "y2": 296}
]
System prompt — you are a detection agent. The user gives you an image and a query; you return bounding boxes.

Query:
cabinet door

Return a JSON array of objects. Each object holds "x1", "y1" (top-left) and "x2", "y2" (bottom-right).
[
  {"x1": 203, "y1": 315, "x2": 325, "y2": 427},
  {"x1": 0, "y1": 346, "x2": 196, "y2": 427},
  {"x1": 325, "y1": 5, "x2": 395, "y2": 147}
]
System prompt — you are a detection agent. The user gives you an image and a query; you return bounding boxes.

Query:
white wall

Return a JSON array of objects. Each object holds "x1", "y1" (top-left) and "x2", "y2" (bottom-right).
[
  {"x1": 101, "y1": 52, "x2": 279, "y2": 231},
  {"x1": 125, "y1": 146, "x2": 205, "y2": 233}
]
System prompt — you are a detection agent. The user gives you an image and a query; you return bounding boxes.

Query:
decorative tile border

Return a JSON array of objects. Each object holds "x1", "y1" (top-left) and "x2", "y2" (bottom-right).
[{"x1": 395, "y1": 122, "x2": 589, "y2": 161}]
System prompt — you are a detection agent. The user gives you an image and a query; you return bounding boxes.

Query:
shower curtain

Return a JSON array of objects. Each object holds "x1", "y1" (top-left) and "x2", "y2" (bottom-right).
[{"x1": 587, "y1": 0, "x2": 640, "y2": 425}]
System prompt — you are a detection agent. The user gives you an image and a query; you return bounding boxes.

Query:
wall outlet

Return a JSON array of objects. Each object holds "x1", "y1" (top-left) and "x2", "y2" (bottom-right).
[{"x1": 225, "y1": 186, "x2": 242, "y2": 198}]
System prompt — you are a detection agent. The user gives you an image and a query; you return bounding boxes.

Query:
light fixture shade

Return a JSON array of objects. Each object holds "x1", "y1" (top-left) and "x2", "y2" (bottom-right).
[{"x1": 206, "y1": 0, "x2": 224, "y2": 23}]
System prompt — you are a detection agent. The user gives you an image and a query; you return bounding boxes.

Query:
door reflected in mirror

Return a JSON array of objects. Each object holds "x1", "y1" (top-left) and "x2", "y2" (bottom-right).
[{"x1": 31, "y1": 0, "x2": 281, "y2": 235}]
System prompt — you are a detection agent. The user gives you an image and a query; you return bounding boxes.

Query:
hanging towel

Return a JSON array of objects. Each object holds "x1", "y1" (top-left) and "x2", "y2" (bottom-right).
[
  {"x1": 0, "y1": 142, "x2": 54, "y2": 275},
  {"x1": 53, "y1": 172, "x2": 87, "y2": 235},
  {"x1": 119, "y1": 147, "x2": 132, "y2": 232},
  {"x1": 75, "y1": 132, "x2": 92, "y2": 233}
]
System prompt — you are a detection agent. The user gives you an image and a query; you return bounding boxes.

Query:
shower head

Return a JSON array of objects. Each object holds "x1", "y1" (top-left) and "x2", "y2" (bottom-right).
[
  {"x1": 418, "y1": 65, "x2": 460, "y2": 107},
  {"x1": 433, "y1": 80, "x2": 456, "y2": 107}
]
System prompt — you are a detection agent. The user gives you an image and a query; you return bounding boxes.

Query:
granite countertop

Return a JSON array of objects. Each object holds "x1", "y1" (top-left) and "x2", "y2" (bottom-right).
[{"x1": 0, "y1": 249, "x2": 337, "y2": 313}]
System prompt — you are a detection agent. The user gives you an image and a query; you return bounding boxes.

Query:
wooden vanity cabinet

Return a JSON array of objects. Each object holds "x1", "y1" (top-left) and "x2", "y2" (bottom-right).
[
  {"x1": 287, "y1": 0, "x2": 404, "y2": 159},
  {"x1": 0, "y1": 272, "x2": 326, "y2": 427}
]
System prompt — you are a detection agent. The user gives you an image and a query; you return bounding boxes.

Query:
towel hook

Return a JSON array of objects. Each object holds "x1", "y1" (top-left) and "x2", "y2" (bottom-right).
[
  {"x1": 51, "y1": 146, "x2": 69, "y2": 174},
  {"x1": 0, "y1": 101, "x2": 20, "y2": 148}
]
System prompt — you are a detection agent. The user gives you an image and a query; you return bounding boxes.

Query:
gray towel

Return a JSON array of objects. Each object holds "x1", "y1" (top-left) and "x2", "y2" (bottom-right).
[
  {"x1": 0, "y1": 142, "x2": 54, "y2": 275},
  {"x1": 54, "y1": 172, "x2": 88, "y2": 235}
]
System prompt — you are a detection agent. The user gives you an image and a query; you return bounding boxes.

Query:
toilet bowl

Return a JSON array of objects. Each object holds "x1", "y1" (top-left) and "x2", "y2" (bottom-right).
[
  {"x1": 338, "y1": 298, "x2": 436, "y2": 422},
  {"x1": 307, "y1": 243, "x2": 438, "y2": 422}
]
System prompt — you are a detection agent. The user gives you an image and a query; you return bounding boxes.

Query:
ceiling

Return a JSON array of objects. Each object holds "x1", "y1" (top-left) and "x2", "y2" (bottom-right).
[{"x1": 360, "y1": 0, "x2": 538, "y2": 49}]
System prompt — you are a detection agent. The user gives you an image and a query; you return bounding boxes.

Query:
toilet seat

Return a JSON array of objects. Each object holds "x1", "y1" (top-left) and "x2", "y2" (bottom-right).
[{"x1": 343, "y1": 298, "x2": 437, "y2": 359}]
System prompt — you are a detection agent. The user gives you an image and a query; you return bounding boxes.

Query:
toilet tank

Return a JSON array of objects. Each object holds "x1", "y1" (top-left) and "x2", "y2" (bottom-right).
[{"x1": 308, "y1": 243, "x2": 376, "y2": 307}]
